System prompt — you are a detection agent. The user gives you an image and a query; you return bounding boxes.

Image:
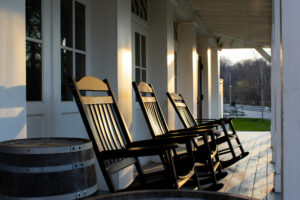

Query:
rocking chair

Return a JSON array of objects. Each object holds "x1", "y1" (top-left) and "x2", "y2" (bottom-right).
[
  {"x1": 68, "y1": 75, "x2": 200, "y2": 192},
  {"x1": 167, "y1": 92, "x2": 249, "y2": 168},
  {"x1": 133, "y1": 81, "x2": 227, "y2": 191}
]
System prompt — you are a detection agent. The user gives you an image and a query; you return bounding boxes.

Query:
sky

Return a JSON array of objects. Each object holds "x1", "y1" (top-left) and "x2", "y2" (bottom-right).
[{"x1": 218, "y1": 48, "x2": 271, "y2": 64}]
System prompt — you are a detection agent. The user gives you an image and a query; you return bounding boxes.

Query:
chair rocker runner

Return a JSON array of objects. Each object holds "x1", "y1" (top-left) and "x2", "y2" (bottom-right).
[
  {"x1": 167, "y1": 92, "x2": 249, "y2": 168},
  {"x1": 69, "y1": 75, "x2": 200, "y2": 193},
  {"x1": 133, "y1": 81, "x2": 227, "y2": 191}
]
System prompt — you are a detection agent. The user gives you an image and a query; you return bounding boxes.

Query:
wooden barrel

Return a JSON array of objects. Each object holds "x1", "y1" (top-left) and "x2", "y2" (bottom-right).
[
  {"x1": 0, "y1": 138, "x2": 98, "y2": 199},
  {"x1": 85, "y1": 190, "x2": 258, "y2": 200}
]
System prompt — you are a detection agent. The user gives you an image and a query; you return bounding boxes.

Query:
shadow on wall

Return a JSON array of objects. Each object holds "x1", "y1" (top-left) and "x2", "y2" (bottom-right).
[{"x1": 0, "y1": 86, "x2": 27, "y2": 141}]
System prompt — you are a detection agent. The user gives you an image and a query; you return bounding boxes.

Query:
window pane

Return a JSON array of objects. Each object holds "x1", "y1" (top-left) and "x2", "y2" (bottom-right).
[
  {"x1": 131, "y1": 0, "x2": 135, "y2": 13},
  {"x1": 61, "y1": 0, "x2": 73, "y2": 47},
  {"x1": 134, "y1": 0, "x2": 140, "y2": 16},
  {"x1": 26, "y1": 0, "x2": 42, "y2": 39},
  {"x1": 141, "y1": 0, "x2": 148, "y2": 21},
  {"x1": 142, "y1": 69, "x2": 146, "y2": 82},
  {"x1": 75, "y1": 2, "x2": 86, "y2": 51},
  {"x1": 61, "y1": 50, "x2": 73, "y2": 101},
  {"x1": 76, "y1": 53, "x2": 86, "y2": 81},
  {"x1": 135, "y1": 68, "x2": 140, "y2": 83},
  {"x1": 141, "y1": 35, "x2": 146, "y2": 68},
  {"x1": 135, "y1": 32, "x2": 140, "y2": 66},
  {"x1": 26, "y1": 41, "x2": 42, "y2": 101}
]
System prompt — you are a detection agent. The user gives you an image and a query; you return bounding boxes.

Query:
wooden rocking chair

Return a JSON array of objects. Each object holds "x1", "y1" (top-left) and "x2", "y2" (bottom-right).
[
  {"x1": 167, "y1": 92, "x2": 249, "y2": 168},
  {"x1": 133, "y1": 82, "x2": 227, "y2": 191},
  {"x1": 68, "y1": 75, "x2": 200, "y2": 192}
]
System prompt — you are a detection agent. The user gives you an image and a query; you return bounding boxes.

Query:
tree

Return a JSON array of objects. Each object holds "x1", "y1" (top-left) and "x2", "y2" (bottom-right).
[{"x1": 220, "y1": 57, "x2": 271, "y2": 107}]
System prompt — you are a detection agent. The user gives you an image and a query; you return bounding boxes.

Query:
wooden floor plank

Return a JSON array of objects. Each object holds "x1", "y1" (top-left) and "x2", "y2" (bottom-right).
[
  {"x1": 266, "y1": 137, "x2": 277, "y2": 200},
  {"x1": 220, "y1": 132, "x2": 257, "y2": 193},
  {"x1": 234, "y1": 133, "x2": 266, "y2": 197},
  {"x1": 221, "y1": 132, "x2": 280, "y2": 200},
  {"x1": 217, "y1": 132, "x2": 249, "y2": 192},
  {"x1": 136, "y1": 131, "x2": 281, "y2": 199},
  {"x1": 223, "y1": 133, "x2": 260, "y2": 194},
  {"x1": 252, "y1": 133, "x2": 269, "y2": 199}
]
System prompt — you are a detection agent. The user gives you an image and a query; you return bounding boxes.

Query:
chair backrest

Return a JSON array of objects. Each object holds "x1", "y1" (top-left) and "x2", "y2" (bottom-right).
[
  {"x1": 133, "y1": 82, "x2": 169, "y2": 137},
  {"x1": 167, "y1": 92, "x2": 197, "y2": 128},
  {"x1": 69, "y1": 76, "x2": 139, "y2": 192}
]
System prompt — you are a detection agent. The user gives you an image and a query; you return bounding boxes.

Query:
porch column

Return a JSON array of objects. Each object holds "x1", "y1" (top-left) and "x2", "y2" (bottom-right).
[
  {"x1": 211, "y1": 47, "x2": 220, "y2": 119},
  {"x1": 149, "y1": 0, "x2": 175, "y2": 129},
  {"x1": 198, "y1": 37, "x2": 212, "y2": 119},
  {"x1": 177, "y1": 22, "x2": 198, "y2": 117},
  {"x1": 271, "y1": 0, "x2": 281, "y2": 193},
  {"x1": 0, "y1": 1, "x2": 27, "y2": 141},
  {"x1": 281, "y1": 0, "x2": 300, "y2": 198},
  {"x1": 91, "y1": 0, "x2": 132, "y2": 190}
]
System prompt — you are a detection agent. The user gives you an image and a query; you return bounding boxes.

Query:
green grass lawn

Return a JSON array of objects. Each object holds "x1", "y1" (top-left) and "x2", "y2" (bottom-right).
[{"x1": 231, "y1": 118, "x2": 271, "y2": 131}]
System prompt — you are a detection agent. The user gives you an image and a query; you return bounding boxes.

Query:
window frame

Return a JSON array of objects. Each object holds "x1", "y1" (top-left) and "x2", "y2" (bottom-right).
[{"x1": 60, "y1": 0, "x2": 87, "y2": 101}]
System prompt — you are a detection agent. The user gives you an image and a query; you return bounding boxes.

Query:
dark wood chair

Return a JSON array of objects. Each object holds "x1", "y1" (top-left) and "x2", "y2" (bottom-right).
[
  {"x1": 68, "y1": 75, "x2": 200, "y2": 193},
  {"x1": 133, "y1": 81, "x2": 227, "y2": 191},
  {"x1": 167, "y1": 92, "x2": 249, "y2": 168}
]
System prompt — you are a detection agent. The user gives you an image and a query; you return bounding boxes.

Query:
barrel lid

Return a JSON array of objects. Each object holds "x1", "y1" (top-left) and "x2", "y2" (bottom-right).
[
  {"x1": 85, "y1": 190, "x2": 258, "y2": 200},
  {"x1": 0, "y1": 138, "x2": 92, "y2": 154}
]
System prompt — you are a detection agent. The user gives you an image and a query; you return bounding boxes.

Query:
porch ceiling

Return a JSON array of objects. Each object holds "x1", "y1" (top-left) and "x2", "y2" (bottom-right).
[{"x1": 185, "y1": 0, "x2": 272, "y2": 48}]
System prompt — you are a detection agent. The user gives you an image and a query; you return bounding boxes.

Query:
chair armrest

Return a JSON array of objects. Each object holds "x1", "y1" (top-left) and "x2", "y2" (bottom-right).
[
  {"x1": 168, "y1": 128, "x2": 211, "y2": 136},
  {"x1": 199, "y1": 118, "x2": 218, "y2": 121},
  {"x1": 196, "y1": 118, "x2": 221, "y2": 125},
  {"x1": 101, "y1": 143, "x2": 179, "y2": 159},
  {"x1": 222, "y1": 117, "x2": 234, "y2": 123},
  {"x1": 129, "y1": 138, "x2": 179, "y2": 147},
  {"x1": 156, "y1": 134, "x2": 200, "y2": 144},
  {"x1": 198, "y1": 121, "x2": 220, "y2": 127}
]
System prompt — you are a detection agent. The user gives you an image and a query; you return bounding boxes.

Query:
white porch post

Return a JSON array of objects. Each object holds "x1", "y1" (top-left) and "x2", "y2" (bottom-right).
[
  {"x1": 149, "y1": 0, "x2": 175, "y2": 129},
  {"x1": 91, "y1": 0, "x2": 132, "y2": 190},
  {"x1": 198, "y1": 37, "x2": 212, "y2": 119},
  {"x1": 271, "y1": 0, "x2": 282, "y2": 193},
  {"x1": 177, "y1": 22, "x2": 198, "y2": 117},
  {"x1": 281, "y1": 0, "x2": 300, "y2": 198},
  {"x1": 0, "y1": 1, "x2": 27, "y2": 141},
  {"x1": 211, "y1": 47, "x2": 220, "y2": 119}
]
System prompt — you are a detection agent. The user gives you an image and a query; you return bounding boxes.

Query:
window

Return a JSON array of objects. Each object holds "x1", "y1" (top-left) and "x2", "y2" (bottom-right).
[
  {"x1": 131, "y1": 0, "x2": 148, "y2": 21},
  {"x1": 61, "y1": 0, "x2": 86, "y2": 101},
  {"x1": 134, "y1": 32, "x2": 147, "y2": 83},
  {"x1": 26, "y1": 0, "x2": 42, "y2": 101}
]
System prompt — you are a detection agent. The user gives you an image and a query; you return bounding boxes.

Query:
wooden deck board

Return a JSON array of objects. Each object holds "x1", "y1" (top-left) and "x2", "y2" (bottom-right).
[
  {"x1": 222, "y1": 132, "x2": 280, "y2": 200},
  {"x1": 219, "y1": 133, "x2": 256, "y2": 193},
  {"x1": 230, "y1": 133, "x2": 264, "y2": 196},
  {"x1": 136, "y1": 131, "x2": 281, "y2": 200},
  {"x1": 252, "y1": 134, "x2": 269, "y2": 199}
]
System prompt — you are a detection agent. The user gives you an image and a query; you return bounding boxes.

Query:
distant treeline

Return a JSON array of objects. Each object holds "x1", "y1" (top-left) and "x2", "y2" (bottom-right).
[{"x1": 220, "y1": 57, "x2": 271, "y2": 107}]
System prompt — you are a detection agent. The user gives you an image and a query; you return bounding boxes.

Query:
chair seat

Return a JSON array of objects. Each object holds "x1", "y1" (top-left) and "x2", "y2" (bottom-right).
[
  {"x1": 128, "y1": 170, "x2": 175, "y2": 190},
  {"x1": 213, "y1": 129, "x2": 221, "y2": 137},
  {"x1": 173, "y1": 154, "x2": 195, "y2": 178}
]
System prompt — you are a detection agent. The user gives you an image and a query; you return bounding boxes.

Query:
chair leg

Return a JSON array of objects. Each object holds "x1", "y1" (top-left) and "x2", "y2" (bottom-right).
[
  {"x1": 202, "y1": 133, "x2": 220, "y2": 189},
  {"x1": 209, "y1": 131, "x2": 228, "y2": 181},
  {"x1": 186, "y1": 140, "x2": 200, "y2": 190},
  {"x1": 217, "y1": 119, "x2": 249, "y2": 168},
  {"x1": 220, "y1": 120, "x2": 236, "y2": 158},
  {"x1": 228, "y1": 120, "x2": 246, "y2": 155},
  {"x1": 165, "y1": 149, "x2": 179, "y2": 189}
]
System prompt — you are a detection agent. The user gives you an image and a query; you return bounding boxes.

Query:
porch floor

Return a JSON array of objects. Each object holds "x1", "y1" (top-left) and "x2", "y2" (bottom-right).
[
  {"x1": 140, "y1": 131, "x2": 280, "y2": 200},
  {"x1": 217, "y1": 131, "x2": 280, "y2": 200}
]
